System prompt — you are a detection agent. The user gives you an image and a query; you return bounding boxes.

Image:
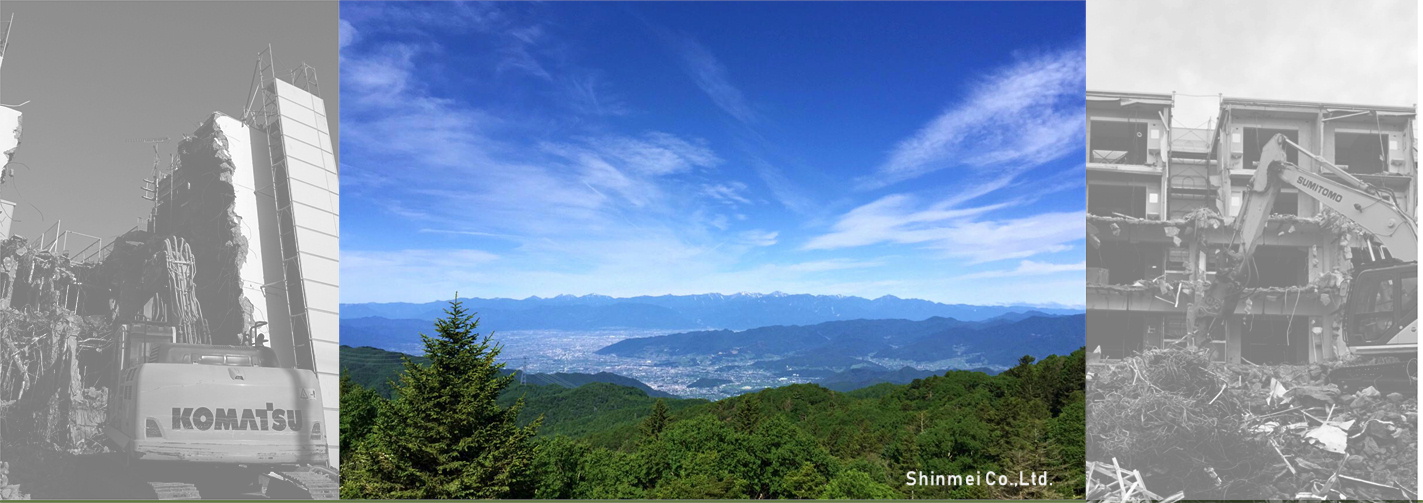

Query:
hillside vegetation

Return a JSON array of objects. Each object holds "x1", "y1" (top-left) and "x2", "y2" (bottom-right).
[{"x1": 343, "y1": 317, "x2": 1086, "y2": 499}]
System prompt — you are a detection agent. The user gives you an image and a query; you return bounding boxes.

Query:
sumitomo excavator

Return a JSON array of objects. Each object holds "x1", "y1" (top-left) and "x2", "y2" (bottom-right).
[{"x1": 1204, "y1": 133, "x2": 1416, "y2": 389}]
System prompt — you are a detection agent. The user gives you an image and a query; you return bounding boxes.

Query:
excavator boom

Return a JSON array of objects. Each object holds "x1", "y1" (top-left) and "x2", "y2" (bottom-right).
[
  {"x1": 1209, "y1": 134, "x2": 1417, "y2": 385},
  {"x1": 1239, "y1": 135, "x2": 1416, "y2": 262}
]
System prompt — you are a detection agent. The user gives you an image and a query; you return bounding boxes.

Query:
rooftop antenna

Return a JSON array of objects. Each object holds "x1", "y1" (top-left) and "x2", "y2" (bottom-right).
[
  {"x1": 133, "y1": 137, "x2": 171, "y2": 228},
  {"x1": 140, "y1": 145, "x2": 160, "y2": 202}
]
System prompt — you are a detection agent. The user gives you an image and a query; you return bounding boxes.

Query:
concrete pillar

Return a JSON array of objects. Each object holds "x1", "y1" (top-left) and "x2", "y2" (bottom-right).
[
  {"x1": 1225, "y1": 319, "x2": 1242, "y2": 363},
  {"x1": 1318, "y1": 313, "x2": 1338, "y2": 363}
]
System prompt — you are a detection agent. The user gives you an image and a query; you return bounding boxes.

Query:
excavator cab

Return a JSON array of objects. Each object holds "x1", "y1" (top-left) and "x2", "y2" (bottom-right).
[
  {"x1": 1345, "y1": 263, "x2": 1417, "y2": 348},
  {"x1": 1330, "y1": 262, "x2": 1419, "y2": 390}
]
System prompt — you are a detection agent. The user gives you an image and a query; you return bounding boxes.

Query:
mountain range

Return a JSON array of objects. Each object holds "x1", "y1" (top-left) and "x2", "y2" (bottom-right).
[
  {"x1": 598, "y1": 313, "x2": 1085, "y2": 371},
  {"x1": 340, "y1": 292, "x2": 1082, "y2": 332}
]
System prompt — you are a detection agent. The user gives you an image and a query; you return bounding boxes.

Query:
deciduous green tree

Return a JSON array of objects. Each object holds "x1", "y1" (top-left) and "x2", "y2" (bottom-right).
[{"x1": 819, "y1": 469, "x2": 899, "y2": 499}]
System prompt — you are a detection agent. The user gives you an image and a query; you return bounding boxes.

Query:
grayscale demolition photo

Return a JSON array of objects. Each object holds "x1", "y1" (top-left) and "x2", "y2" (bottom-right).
[
  {"x1": 0, "y1": 2, "x2": 339, "y2": 499},
  {"x1": 1085, "y1": 0, "x2": 1418, "y2": 500}
]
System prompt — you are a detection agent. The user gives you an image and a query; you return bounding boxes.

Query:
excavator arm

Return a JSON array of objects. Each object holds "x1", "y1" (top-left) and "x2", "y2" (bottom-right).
[
  {"x1": 1234, "y1": 134, "x2": 1416, "y2": 264},
  {"x1": 1204, "y1": 134, "x2": 1417, "y2": 368}
]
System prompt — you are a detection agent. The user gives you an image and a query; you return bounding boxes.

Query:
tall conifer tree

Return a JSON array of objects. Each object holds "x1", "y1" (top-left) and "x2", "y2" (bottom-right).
[{"x1": 341, "y1": 299, "x2": 540, "y2": 499}]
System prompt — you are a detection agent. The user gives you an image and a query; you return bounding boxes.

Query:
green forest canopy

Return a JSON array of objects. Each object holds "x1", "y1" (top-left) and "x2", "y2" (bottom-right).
[{"x1": 340, "y1": 301, "x2": 1085, "y2": 499}]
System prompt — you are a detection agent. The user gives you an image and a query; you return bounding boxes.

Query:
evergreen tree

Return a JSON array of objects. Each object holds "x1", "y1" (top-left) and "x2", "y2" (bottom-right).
[
  {"x1": 639, "y1": 398, "x2": 670, "y2": 440},
  {"x1": 338, "y1": 371, "x2": 383, "y2": 463},
  {"x1": 340, "y1": 299, "x2": 541, "y2": 499},
  {"x1": 733, "y1": 396, "x2": 761, "y2": 433}
]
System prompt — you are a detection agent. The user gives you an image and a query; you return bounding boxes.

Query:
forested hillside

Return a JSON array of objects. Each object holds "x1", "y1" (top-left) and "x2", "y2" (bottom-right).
[{"x1": 343, "y1": 341, "x2": 1086, "y2": 499}]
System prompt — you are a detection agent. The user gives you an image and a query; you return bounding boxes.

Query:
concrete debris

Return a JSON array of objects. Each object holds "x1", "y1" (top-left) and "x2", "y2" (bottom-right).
[
  {"x1": 0, "y1": 461, "x2": 30, "y2": 500},
  {"x1": 1303, "y1": 424, "x2": 1348, "y2": 454},
  {"x1": 1089, "y1": 347, "x2": 1416, "y2": 500},
  {"x1": 0, "y1": 307, "x2": 108, "y2": 453},
  {"x1": 0, "y1": 237, "x2": 91, "y2": 313},
  {"x1": 1086, "y1": 459, "x2": 1184, "y2": 503}
]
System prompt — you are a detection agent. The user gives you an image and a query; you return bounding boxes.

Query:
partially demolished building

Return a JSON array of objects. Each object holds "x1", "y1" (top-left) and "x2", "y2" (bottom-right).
[
  {"x1": 1086, "y1": 90, "x2": 1417, "y2": 364},
  {"x1": 0, "y1": 46, "x2": 340, "y2": 485}
]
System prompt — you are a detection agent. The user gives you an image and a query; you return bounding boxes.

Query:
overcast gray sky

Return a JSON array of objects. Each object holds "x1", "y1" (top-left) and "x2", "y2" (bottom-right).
[
  {"x1": 1089, "y1": 0, "x2": 1417, "y2": 128},
  {"x1": 0, "y1": 1, "x2": 337, "y2": 242}
]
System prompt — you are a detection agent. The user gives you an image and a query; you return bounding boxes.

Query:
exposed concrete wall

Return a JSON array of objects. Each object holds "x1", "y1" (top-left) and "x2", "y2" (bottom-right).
[
  {"x1": 0, "y1": 106, "x2": 19, "y2": 167},
  {"x1": 159, "y1": 113, "x2": 263, "y2": 346},
  {"x1": 214, "y1": 115, "x2": 272, "y2": 345}
]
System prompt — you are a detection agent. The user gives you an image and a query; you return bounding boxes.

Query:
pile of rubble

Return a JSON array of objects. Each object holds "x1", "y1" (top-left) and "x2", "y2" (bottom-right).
[
  {"x1": 0, "y1": 462, "x2": 29, "y2": 500},
  {"x1": 1086, "y1": 459, "x2": 1183, "y2": 502},
  {"x1": 0, "y1": 308, "x2": 109, "y2": 451},
  {"x1": 1088, "y1": 348, "x2": 1416, "y2": 500}
]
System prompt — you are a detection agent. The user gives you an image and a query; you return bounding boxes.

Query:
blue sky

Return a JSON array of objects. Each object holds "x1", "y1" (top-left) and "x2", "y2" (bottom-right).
[{"x1": 340, "y1": 1, "x2": 1086, "y2": 307}]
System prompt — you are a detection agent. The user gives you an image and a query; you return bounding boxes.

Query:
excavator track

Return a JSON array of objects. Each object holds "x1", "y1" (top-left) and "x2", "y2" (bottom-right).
[
  {"x1": 76, "y1": 452, "x2": 338, "y2": 500},
  {"x1": 273, "y1": 467, "x2": 340, "y2": 500},
  {"x1": 1328, "y1": 357, "x2": 1418, "y2": 393},
  {"x1": 147, "y1": 481, "x2": 202, "y2": 500}
]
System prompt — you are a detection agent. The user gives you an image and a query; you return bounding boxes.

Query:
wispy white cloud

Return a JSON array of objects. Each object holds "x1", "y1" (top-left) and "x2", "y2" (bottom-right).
[
  {"x1": 860, "y1": 44, "x2": 1085, "y2": 190},
  {"x1": 738, "y1": 230, "x2": 779, "y2": 247},
  {"x1": 753, "y1": 161, "x2": 818, "y2": 215},
  {"x1": 588, "y1": 132, "x2": 720, "y2": 176},
  {"x1": 782, "y1": 258, "x2": 885, "y2": 273},
  {"x1": 674, "y1": 37, "x2": 758, "y2": 124},
  {"x1": 803, "y1": 194, "x2": 1006, "y2": 250},
  {"x1": 958, "y1": 260, "x2": 1085, "y2": 279},
  {"x1": 497, "y1": 43, "x2": 553, "y2": 81},
  {"x1": 702, "y1": 182, "x2": 752, "y2": 206},
  {"x1": 562, "y1": 72, "x2": 630, "y2": 116},
  {"x1": 803, "y1": 193, "x2": 1083, "y2": 264},
  {"x1": 343, "y1": 249, "x2": 501, "y2": 271},
  {"x1": 418, "y1": 228, "x2": 523, "y2": 241},
  {"x1": 340, "y1": 25, "x2": 776, "y2": 274},
  {"x1": 341, "y1": 2, "x2": 506, "y2": 34},
  {"x1": 339, "y1": 19, "x2": 359, "y2": 49}
]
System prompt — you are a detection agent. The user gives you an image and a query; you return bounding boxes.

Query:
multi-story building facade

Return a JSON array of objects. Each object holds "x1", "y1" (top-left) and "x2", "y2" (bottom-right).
[{"x1": 1087, "y1": 90, "x2": 1416, "y2": 365}]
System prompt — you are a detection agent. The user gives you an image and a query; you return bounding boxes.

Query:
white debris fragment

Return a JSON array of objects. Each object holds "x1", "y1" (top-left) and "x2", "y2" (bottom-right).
[{"x1": 1304, "y1": 424, "x2": 1349, "y2": 454}]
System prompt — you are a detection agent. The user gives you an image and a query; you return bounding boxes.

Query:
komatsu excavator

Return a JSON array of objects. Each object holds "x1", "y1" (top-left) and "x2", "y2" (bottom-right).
[
  {"x1": 102, "y1": 237, "x2": 337, "y2": 499},
  {"x1": 1203, "y1": 133, "x2": 1417, "y2": 388}
]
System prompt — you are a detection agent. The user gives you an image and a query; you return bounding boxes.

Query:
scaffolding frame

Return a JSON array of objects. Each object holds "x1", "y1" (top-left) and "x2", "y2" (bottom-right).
[
  {"x1": 27, "y1": 221, "x2": 105, "y2": 264},
  {"x1": 0, "y1": 13, "x2": 14, "y2": 65},
  {"x1": 247, "y1": 45, "x2": 318, "y2": 372}
]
